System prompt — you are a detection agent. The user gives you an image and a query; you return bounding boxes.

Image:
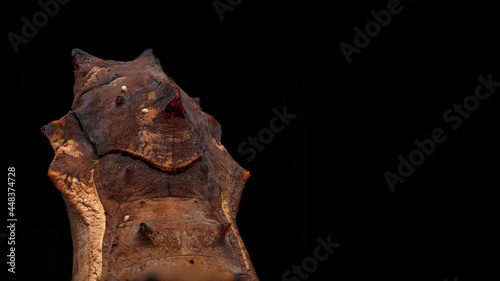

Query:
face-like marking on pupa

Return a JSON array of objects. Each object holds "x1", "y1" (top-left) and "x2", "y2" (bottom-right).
[
  {"x1": 43, "y1": 49, "x2": 258, "y2": 281},
  {"x1": 71, "y1": 49, "x2": 203, "y2": 172}
]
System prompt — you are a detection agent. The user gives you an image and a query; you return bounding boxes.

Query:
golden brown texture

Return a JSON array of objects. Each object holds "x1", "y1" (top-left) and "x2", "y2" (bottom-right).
[{"x1": 42, "y1": 49, "x2": 258, "y2": 281}]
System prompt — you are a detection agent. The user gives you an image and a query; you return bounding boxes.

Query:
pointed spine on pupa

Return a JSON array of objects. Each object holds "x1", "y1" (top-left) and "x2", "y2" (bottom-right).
[
  {"x1": 71, "y1": 48, "x2": 104, "y2": 104},
  {"x1": 134, "y1": 48, "x2": 163, "y2": 72}
]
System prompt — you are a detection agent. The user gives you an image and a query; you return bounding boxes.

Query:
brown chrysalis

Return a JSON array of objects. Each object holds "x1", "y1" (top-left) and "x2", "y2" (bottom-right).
[{"x1": 42, "y1": 49, "x2": 258, "y2": 281}]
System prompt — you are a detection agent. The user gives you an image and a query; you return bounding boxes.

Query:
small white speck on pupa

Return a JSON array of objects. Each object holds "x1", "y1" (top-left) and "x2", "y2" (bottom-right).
[
  {"x1": 121, "y1": 85, "x2": 127, "y2": 92},
  {"x1": 123, "y1": 215, "x2": 130, "y2": 222},
  {"x1": 141, "y1": 108, "x2": 149, "y2": 114}
]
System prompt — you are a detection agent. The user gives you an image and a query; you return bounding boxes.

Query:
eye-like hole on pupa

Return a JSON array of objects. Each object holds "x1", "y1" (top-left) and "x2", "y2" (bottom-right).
[
  {"x1": 125, "y1": 166, "x2": 134, "y2": 175},
  {"x1": 115, "y1": 96, "x2": 125, "y2": 105}
]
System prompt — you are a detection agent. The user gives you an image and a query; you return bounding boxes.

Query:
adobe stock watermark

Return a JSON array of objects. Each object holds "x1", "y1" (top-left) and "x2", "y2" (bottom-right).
[
  {"x1": 213, "y1": 0, "x2": 244, "y2": 22},
  {"x1": 282, "y1": 234, "x2": 340, "y2": 281},
  {"x1": 340, "y1": 0, "x2": 413, "y2": 64},
  {"x1": 7, "y1": 0, "x2": 71, "y2": 54},
  {"x1": 238, "y1": 105, "x2": 297, "y2": 162},
  {"x1": 384, "y1": 73, "x2": 499, "y2": 192}
]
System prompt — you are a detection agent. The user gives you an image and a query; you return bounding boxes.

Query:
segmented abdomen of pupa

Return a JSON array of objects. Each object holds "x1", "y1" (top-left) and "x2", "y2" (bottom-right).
[{"x1": 42, "y1": 49, "x2": 258, "y2": 281}]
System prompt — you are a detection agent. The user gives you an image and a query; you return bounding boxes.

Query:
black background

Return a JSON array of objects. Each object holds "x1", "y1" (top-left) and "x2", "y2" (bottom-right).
[{"x1": 2, "y1": 1, "x2": 499, "y2": 281}]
